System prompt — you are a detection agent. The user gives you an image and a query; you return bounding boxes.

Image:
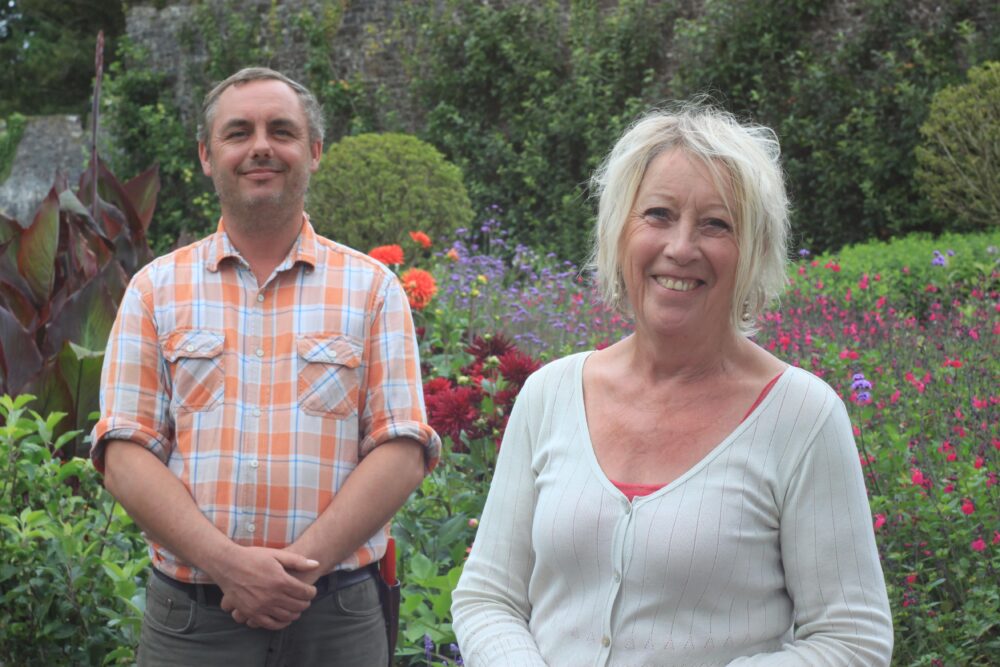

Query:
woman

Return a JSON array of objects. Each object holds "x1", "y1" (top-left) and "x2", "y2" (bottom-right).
[{"x1": 451, "y1": 105, "x2": 893, "y2": 666}]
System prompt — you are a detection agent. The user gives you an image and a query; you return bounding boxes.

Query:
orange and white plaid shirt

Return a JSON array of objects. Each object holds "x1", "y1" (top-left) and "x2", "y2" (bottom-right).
[{"x1": 91, "y1": 217, "x2": 440, "y2": 583}]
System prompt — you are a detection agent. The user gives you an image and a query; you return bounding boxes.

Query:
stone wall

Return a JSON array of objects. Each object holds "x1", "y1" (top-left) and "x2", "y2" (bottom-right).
[
  {"x1": 124, "y1": 0, "x2": 411, "y2": 126},
  {"x1": 0, "y1": 116, "x2": 86, "y2": 223}
]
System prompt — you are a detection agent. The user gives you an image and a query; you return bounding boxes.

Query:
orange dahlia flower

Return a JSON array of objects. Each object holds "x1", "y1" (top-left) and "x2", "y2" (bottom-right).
[
  {"x1": 400, "y1": 268, "x2": 437, "y2": 310},
  {"x1": 369, "y1": 244, "x2": 404, "y2": 266},
  {"x1": 409, "y1": 230, "x2": 432, "y2": 249}
]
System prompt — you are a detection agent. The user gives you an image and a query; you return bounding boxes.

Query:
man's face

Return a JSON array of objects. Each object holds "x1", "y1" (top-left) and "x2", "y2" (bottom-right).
[{"x1": 198, "y1": 79, "x2": 322, "y2": 225}]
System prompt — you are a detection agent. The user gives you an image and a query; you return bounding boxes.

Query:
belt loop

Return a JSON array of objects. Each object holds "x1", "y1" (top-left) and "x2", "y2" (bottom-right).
[{"x1": 195, "y1": 583, "x2": 208, "y2": 606}]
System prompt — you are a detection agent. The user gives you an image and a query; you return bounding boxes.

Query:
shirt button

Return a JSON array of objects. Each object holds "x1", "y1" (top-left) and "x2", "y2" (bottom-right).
[
  {"x1": 256, "y1": 293, "x2": 265, "y2": 302},
  {"x1": 247, "y1": 523, "x2": 256, "y2": 533},
  {"x1": 613, "y1": 571, "x2": 621, "y2": 583},
  {"x1": 250, "y1": 459, "x2": 259, "y2": 469},
  {"x1": 601, "y1": 636, "x2": 611, "y2": 647},
  {"x1": 185, "y1": 344, "x2": 195, "y2": 353},
  {"x1": 255, "y1": 348, "x2": 264, "y2": 357},
  {"x1": 624, "y1": 503, "x2": 632, "y2": 514}
]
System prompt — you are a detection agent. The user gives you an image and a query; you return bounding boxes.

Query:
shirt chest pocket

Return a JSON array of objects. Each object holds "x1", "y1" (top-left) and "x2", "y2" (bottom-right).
[
  {"x1": 297, "y1": 335, "x2": 362, "y2": 418},
  {"x1": 162, "y1": 330, "x2": 225, "y2": 412}
]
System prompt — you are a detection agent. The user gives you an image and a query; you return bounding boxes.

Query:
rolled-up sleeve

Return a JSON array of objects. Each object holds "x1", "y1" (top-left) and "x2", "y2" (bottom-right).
[
  {"x1": 90, "y1": 272, "x2": 171, "y2": 473},
  {"x1": 359, "y1": 273, "x2": 440, "y2": 470}
]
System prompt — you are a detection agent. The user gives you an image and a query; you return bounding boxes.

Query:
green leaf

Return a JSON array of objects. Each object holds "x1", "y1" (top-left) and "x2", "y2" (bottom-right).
[
  {"x1": 409, "y1": 552, "x2": 436, "y2": 582},
  {"x1": 17, "y1": 188, "x2": 60, "y2": 304}
]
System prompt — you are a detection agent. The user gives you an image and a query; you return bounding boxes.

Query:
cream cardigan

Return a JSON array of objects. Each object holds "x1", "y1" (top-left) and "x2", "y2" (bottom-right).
[{"x1": 452, "y1": 352, "x2": 893, "y2": 667}]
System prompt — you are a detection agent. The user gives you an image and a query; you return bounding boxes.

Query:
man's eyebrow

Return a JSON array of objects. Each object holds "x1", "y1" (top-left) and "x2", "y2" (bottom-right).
[
  {"x1": 217, "y1": 118, "x2": 252, "y2": 134},
  {"x1": 267, "y1": 118, "x2": 303, "y2": 131}
]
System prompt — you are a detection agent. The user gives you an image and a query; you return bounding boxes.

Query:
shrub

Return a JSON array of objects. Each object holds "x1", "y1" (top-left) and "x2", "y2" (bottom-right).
[
  {"x1": 0, "y1": 394, "x2": 147, "y2": 665},
  {"x1": 309, "y1": 133, "x2": 474, "y2": 252},
  {"x1": 671, "y1": 0, "x2": 1000, "y2": 251},
  {"x1": 916, "y1": 60, "x2": 1000, "y2": 230}
]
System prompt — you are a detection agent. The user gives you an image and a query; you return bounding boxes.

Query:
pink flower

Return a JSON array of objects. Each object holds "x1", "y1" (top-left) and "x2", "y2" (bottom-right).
[
  {"x1": 993, "y1": 531, "x2": 1000, "y2": 546},
  {"x1": 974, "y1": 456, "x2": 985, "y2": 469},
  {"x1": 961, "y1": 499, "x2": 975, "y2": 515},
  {"x1": 874, "y1": 514, "x2": 886, "y2": 530},
  {"x1": 906, "y1": 573, "x2": 917, "y2": 584},
  {"x1": 971, "y1": 538, "x2": 987, "y2": 552},
  {"x1": 911, "y1": 468, "x2": 930, "y2": 488}
]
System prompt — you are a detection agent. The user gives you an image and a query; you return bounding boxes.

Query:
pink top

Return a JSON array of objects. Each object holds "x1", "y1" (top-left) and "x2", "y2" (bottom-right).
[{"x1": 611, "y1": 372, "x2": 783, "y2": 500}]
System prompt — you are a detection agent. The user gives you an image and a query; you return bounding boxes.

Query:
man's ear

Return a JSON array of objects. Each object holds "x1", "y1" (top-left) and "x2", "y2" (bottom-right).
[
  {"x1": 309, "y1": 139, "x2": 322, "y2": 172},
  {"x1": 198, "y1": 141, "x2": 212, "y2": 177}
]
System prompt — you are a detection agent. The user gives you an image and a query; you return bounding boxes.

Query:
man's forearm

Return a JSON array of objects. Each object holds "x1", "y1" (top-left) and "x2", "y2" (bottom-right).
[
  {"x1": 286, "y1": 437, "x2": 427, "y2": 573},
  {"x1": 103, "y1": 440, "x2": 238, "y2": 573},
  {"x1": 103, "y1": 440, "x2": 319, "y2": 630}
]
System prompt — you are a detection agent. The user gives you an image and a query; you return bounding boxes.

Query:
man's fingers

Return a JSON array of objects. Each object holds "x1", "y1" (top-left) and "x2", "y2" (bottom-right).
[{"x1": 273, "y1": 550, "x2": 320, "y2": 573}]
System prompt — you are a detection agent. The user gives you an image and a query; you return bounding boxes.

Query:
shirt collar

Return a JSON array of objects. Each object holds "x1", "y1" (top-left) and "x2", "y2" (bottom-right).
[{"x1": 206, "y1": 214, "x2": 319, "y2": 273}]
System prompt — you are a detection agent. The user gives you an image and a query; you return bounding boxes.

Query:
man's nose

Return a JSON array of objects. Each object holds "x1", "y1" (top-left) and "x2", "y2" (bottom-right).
[{"x1": 250, "y1": 128, "x2": 272, "y2": 157}]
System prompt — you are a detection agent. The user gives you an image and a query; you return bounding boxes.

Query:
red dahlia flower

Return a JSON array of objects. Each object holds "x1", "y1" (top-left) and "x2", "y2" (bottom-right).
[
  {"x1": 369, "y1": 244, "x2": 404, "y2": 266},
  {"x1": 400, "y1": 268, "x2": 437, "y2": 310},
  {"x1": 409, "y1": 230, "x2": 432, "y2": 248}
]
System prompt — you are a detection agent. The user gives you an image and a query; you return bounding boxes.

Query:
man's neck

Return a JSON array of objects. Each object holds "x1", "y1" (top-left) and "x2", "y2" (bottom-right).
[{"x1": 222, "y1": 208, "x2": 304, "y2": 286}]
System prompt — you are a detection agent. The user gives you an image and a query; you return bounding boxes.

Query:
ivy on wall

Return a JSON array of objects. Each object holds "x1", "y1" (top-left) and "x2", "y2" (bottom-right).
[
  {"x1": 0, "y1": 113, "x2": 26, "y2": 184},
  {"x1": 98, "y1": 0, "x2": 1000, "y2": 256}
]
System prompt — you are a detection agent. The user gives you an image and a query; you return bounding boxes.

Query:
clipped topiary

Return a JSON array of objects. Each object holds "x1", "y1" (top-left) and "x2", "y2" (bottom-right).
[
  {"x1": 916, "y1": 61, "x2": 1000, "y2": 230},
  {"x1": 308, "y1": 132, "x2": 474, "y2": 251}
]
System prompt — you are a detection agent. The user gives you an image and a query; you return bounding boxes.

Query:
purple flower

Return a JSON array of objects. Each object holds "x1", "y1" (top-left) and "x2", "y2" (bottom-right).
[
  {"x1": 931, "y1": 255, "x2": 946, "y2": 266},
  {"x1": 856, "y1": 391, "x2": 872, "y2": 405},
  {"x1": 851, "y1": 377, "x2": 872, "y2": 392},
  {"x1": 424, "y1": 634, "x2": 434, "y2": 660},
  {"x1": 946, "y1": 249, "x2": 955, "y2": 256},
  {"x1": 798, "y1": 248, "x2": 810, "y2": 257}
]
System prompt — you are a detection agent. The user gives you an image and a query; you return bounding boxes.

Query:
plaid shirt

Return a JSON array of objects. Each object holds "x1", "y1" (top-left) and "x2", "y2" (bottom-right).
[{"x1": 91, "y1": 217, "x2": 440, "y2": 583}]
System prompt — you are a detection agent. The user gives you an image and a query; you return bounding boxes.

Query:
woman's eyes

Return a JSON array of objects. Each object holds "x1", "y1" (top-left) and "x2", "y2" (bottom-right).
[
  {"x1": 641, "y1": 209, "x2": 732, "y2": 232},
  {"x1": 705, "y1": 218, "x2": 732, "y2": 232}
]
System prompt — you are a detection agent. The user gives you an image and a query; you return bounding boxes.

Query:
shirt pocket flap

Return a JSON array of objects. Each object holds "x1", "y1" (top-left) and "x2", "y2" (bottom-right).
[
  {"x1": 162, "y1": 330, "x2": 225, "y2": 362},
  {"x1": 296, "y1": 335, "x2": 361, "y2": 368}
]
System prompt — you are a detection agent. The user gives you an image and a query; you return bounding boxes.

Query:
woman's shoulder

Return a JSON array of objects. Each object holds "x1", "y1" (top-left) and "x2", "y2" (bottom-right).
[{"x1": 522, "y1": 351, "x2": 590, "y2": 392}]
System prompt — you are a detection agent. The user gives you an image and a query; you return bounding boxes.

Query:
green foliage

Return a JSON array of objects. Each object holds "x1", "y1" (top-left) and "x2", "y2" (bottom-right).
[
  {"x1": 671, "y1": 0, "x2": 1000, "y2": 251},
  {"x1": 103, "y1": 0, "x2": 377, "y2": 252},
  {"x1": 0, "y1": 394, "x2": 147, "y2": 665},
  {"x1": 0, "y1": 154, "x2": 158, "y2": 456},
  {"x1": 0, "y1": 112, "x2": 25, "y2": 183},
  {"x1": 309, "y1": 133, "x2": 473, "y2": 251},
  {"x1": 102, "y1": 47, "x2": 210, "y2": 254},
  {"x1": 402, "y1": 0, "x2": 675, "y2": 261},
  {"x1": 0, "y1": 0, "x2": 125, "y2": 117},
  {"x1": 916, "y1": 60, "x2": 1000, "y2": 230}
]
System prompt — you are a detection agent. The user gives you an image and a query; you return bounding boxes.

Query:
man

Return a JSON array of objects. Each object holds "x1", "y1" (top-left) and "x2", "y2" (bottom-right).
[{"x1": 91, "y1": 67, "x2": 440, "y2": 666}]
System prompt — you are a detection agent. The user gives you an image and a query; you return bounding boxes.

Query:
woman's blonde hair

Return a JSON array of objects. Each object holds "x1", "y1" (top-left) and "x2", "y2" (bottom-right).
[{"x1": 589, "y1": 102, "x2": 790, "y2": 336}]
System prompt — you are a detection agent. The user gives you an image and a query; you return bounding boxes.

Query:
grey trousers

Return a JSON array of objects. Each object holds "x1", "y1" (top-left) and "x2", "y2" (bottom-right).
[{"x1": 137, "y1": 570, "x2": 388, "y2": 667}]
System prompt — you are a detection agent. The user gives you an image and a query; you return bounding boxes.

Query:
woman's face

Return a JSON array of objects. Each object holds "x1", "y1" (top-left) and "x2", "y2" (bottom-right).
[{"x1": 620, "y1": 148, "x2": 740, "y2": 340}]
